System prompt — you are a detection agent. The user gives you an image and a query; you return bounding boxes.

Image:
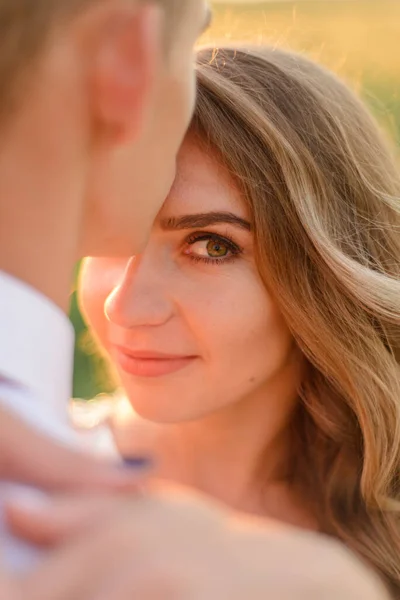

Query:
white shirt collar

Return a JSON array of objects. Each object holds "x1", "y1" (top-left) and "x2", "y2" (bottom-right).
[{"x1": 0, "y1": 271, "x2": 74, "y2": 414}]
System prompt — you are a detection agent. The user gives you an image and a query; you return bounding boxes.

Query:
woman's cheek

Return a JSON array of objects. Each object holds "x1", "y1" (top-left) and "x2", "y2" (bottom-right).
[{"x1": 189, "y1": 274, "x2": 249, "y2": 348}]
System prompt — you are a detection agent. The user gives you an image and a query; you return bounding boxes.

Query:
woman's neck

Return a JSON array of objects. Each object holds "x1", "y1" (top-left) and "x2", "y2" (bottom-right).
[
  {"x1": 153, "y1": 400, "x2": 315, "y2": 528},
  {"x1": 113, "y1": 343, "x2": 316, "y2": 528},
  {"x1": 156, "y1": 413, "x2": 290, "y2": 513},
  {"x1": 143, "y1": 362, "x2": 304, "y2": 515}
]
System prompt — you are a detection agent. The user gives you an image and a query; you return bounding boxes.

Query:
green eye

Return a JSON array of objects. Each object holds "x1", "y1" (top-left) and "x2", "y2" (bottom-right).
[
  {"x1": 206, "y1": 240, "x2": 229, "y2": 258},
  {"x1": 184, "y1": 232, "x2": 242, "y2": 264}
]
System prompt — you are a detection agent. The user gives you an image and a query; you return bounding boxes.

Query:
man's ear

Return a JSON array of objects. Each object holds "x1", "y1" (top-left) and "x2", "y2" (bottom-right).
[{"x1": 87, "y1": 2, "x2": 163, "y2": 144}]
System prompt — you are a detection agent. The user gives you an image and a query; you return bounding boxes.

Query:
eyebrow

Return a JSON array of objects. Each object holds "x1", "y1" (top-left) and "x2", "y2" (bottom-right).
[{"x1": 160, "y1": 212, "x2": 252, "y2": 232}]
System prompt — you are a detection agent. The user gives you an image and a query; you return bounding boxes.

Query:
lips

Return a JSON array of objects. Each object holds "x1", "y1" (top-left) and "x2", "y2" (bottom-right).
[{"x1": 112, "y1": 345, "x2": 197, "y2": 378}]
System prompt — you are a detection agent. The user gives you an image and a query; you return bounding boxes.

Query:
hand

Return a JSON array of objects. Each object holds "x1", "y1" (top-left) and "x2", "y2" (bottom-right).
[
  {"x1": 0, "y1": 559, "x2": 17, "y2": 599},
  {"x1": 0, "y1": 404, "x2": 145, "y2": 492},
  {"x1": 0, "y1": 403, "x2": 151, "y2": 597},
  {"x1": 8, "y1": 483, "x2": 390, "y2": 600}
]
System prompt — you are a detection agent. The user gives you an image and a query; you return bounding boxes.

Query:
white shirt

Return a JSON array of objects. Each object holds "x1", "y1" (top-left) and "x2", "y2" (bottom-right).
[{"x1": 0, "y1": 270, "x2": 77, "y2": 570}]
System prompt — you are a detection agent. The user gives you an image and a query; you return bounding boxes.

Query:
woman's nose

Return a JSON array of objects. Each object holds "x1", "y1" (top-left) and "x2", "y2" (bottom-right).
[{"x1": 104, "y1": 256, "x2": 173, "y2": 329}]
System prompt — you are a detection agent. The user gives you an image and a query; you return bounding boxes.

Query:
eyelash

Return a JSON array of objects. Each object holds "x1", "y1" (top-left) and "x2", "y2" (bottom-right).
[{"x1": 184, "y1": 231, "x2": 243, "y2": 266}]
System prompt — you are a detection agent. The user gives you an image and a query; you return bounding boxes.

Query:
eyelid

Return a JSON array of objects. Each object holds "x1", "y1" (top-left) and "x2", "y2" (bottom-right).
[{"x1": 185, "y1": 231, "x2": 242, "y2": 254}]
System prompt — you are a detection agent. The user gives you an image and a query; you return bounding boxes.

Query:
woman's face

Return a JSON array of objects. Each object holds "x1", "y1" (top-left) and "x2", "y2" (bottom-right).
[{"x1": 80, "y1": 137, "x2": 301, "y2": 423}]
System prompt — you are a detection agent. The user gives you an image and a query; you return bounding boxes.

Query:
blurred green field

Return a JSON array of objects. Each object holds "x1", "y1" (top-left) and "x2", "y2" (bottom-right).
[{"x1": 71, "y1": 0, "x2": 400, "y2": 399}]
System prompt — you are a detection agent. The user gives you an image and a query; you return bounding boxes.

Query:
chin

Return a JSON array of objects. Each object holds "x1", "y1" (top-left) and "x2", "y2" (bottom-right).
[{"x1": 125, "y1": 390, "x2": 210, "y2": 425}]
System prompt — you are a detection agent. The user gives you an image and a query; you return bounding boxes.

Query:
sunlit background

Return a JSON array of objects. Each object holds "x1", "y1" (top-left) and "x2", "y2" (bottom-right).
[{"x1": 70, "y1": 0, "x2": 400, "y2": 401}]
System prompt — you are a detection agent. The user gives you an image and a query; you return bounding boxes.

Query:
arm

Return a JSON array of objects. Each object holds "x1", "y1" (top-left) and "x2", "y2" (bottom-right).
[{"x1": 8, "y1": 484, "x2": 390, "y2": 600}]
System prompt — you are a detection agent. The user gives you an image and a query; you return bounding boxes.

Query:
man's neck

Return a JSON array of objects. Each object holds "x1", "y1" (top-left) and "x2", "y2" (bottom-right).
[{"x1": 0, "y1": 127, "x2": 85, "y2": 312}]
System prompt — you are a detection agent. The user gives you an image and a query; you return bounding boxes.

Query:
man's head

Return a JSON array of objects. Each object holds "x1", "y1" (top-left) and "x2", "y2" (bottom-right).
[{"x1": 0, "y1": 0, "x2": 211, "y2": 256}]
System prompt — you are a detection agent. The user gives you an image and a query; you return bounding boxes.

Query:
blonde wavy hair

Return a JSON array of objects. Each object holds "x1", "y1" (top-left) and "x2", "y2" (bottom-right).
[{"x1": 192, "y1": 46, "x2": 400, "y2": 595}]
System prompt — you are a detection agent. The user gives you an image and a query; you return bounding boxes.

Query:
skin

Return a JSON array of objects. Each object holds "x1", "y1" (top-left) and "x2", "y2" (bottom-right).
[
  {"x1": 7, "y1": 486, "x2": 390, "y2": 600},
  {"x1": 0, "y1": 0, "x2": 219, "y2": 592},
  {"x1": 3, "y1": 130, "x2": 388, "y2": 600},
  {"x1": 0, "y1": 0, "x2": 210, "y2": 310},
  {"x1": 80, "y1": 136, "x2": 312, "y2": 524},
  {"x1": 0, "y1": 0, "x2": 209, "y2": 498},
  {"x1": 0, "y1": 0, "x2": 210, "y2": 495},
  {"x1": 0, "y1": 0, "x2": 210, "y2": 489},
  {"x1": 0, "y1": 408, "x2": 146, "y2": 492},
  {"x1": 0, "y1": 3, "x2": 389, "y2": 595}
]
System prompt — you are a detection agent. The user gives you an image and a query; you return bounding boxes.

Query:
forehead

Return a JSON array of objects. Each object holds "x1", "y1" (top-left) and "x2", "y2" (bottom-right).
[{"x1": 159, "y1": 136, "x2": 247, "y2": 219}]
